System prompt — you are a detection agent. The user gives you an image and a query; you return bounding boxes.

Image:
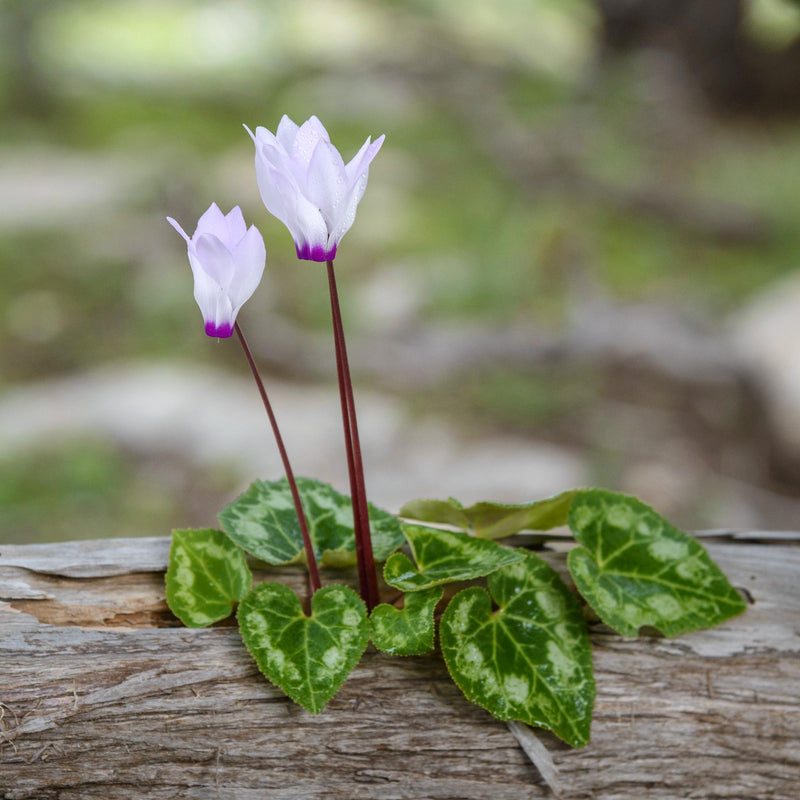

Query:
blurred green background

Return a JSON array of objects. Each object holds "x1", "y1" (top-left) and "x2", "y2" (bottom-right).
[{"x1": 3, "y1": 0, "x2": 800, "y2": 544}]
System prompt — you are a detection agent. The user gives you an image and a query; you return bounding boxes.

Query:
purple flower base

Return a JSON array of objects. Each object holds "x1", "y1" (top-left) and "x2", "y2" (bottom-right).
[
  {"x1": 205, "y1": 320, "x2": 234, "y2": 338},
  {"x1": 296, "y1": 242, "x2": 337, "y2": 262}
]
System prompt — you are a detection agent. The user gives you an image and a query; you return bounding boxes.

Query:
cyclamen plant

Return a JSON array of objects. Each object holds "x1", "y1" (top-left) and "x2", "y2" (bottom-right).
[{"x1": 165, "y1": 115, "x2": 746, "y2": 747}]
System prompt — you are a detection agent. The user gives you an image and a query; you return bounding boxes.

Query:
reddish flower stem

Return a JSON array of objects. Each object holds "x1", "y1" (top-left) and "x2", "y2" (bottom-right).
[
  {"x1": 326, "y1": 260, "x2": 379, "y2": 611},
  {"x1": 234, "y1": 321, "x2": 321, "y2": 596}
]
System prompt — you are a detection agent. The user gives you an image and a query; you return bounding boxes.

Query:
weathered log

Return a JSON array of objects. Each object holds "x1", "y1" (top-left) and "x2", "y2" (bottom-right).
[{"x1": 0, "y1": 536, "x2": 798, "y2": 799}]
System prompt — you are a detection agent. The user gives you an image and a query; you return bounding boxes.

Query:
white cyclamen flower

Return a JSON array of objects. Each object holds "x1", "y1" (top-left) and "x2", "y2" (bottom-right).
[
  {"x1": 167, "y1": 203, "x2": 266, "y2": 338},
  {"x1": 246, "y1": 115, "x2": 384, "y2": 262}
]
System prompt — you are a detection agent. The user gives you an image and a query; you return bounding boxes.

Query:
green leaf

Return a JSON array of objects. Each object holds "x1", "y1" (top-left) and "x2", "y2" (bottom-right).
[
  {"x1": 383, "y1": 524, "x2": 523, "y2": 591},
  {"x1": 399, "y1": 498, "x2": 472, "y2": 529},
  {"x1": 218, "y1": 477, "x2": 404, "y2": 567},
  {"x1": 237, "y1": 583, "x2": 369, "y2": 713},
  {"x1": 165, "y1": 528, "x2": 252, "y2": 628},
  {"x1": 400, "y1": 490, "x2": 576, "y2": 540},
  {"x1": 369, "y1": 587, "x2": 444, "y2": 656},
  {"x1": 567, "y1": 489, "x2": 747, "y2": 637},
  {"x1": 440, "y1": 551, "x2": 595, "y2": 748}
]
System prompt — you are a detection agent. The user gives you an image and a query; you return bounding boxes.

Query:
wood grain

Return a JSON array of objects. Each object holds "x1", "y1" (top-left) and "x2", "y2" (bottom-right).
[{"x1": 1, "y1": 537, "x2": 798, "y2": 799}]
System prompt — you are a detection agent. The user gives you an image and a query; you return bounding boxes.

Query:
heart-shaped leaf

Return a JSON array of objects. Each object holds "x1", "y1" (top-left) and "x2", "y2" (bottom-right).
[
  {"x1": 369, "y1": 587, "x2": 443, "y2": 656},
  {"x1": 383, "y1": 524, "x2": 523, "y2": 592},
  {"x1": 400, "y1": 490, "x2": 576, "y2": 540},
  {"x1": 165, "y1": 528, "x2": 252, "y2": 628},
  {"x1": 237, "y1": 583, "x2": 369, "y2": 713},
  {"x1": 218, "y1": 477, "x2": 404, "y2": 566},
  {"x1": 440, "y1": 551, "x2": 595, "y2": 748},
  {"x1": 567, "y1": 489, "x2": 747, "y2": 637}
]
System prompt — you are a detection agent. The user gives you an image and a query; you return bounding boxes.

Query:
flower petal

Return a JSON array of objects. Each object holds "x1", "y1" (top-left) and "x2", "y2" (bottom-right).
[
  {"x1": 166, "y1": 216, "x2": 191, "y2": 244},
  {"x1": 306, "y1": 139, "x2": 347, "y2": 229},
  {"x1": 328, "y1": 169, "x2": 369, "y2": 249},
  {"x1": 229, "y1": 225, "x2": 266, "y2": 309},
  {"x1": 222, "y1": 206, "x2": 248, "y2": 247},
  {"x1": 194, "y1": 202, "x2": 228, "y2": 242},
  {"x1": 188, "y1": 250, "x2": 233, "y2": 336},
  {"x1": 259, "y1": 136, "x2": 309, "y2": 190},
  {"x1": 270, "y1": 168, "x2": 329, "y2": 259},
  {"x1": 291, "y1": 116, "x2": 331, "y2": 167},
  {"x1": 276, "y1": 115, "x2": 300, "y2": 151},
  {"x1": 344, "y1": 134, "x2": 385, "y2": 189},
  {"x1": 254, "y1": 147, "x2": 293, "y2": 230},
  {"x1": 194, "y1": 233, "x2": 236, "y2": 290},
  {"x1": 306, "y1": 115, "x2": 331, "y2": 140}
]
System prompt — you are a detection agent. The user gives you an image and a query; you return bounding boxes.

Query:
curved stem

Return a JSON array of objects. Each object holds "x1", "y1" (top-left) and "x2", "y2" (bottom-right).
[
  {"x1": 234, "y1": 321, "x2": 321, "y2": 596},
  {"x1": 326, "y1": 261, "x2": 379, "y2": 611}
]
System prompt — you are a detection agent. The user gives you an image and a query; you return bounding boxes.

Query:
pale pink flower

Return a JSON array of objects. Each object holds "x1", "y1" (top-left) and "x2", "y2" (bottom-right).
[
  {"x1": 246, "y1": 115, "x2": 384, "y2": 262},
  {"x1": 167, "y1": 203, "x2": 265, "y2": 337}
]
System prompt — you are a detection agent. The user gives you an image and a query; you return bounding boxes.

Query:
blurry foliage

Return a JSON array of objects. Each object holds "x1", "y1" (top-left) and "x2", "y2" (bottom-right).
[
  {"x1": 746, "y1": 0, "x2": 800, "y2": 48},
  {"x1": 1, "y1": 0, "x2": 799, "y2": 541},
  {"x1": 0, "y1": 440, "x2": 180, "y2": 542},
  {"x1": 0, "y1": 436, "x2": 242, "y2": 543},
  {"x1": 413, "y1": 367, "x2": 603, "y2": 439}
]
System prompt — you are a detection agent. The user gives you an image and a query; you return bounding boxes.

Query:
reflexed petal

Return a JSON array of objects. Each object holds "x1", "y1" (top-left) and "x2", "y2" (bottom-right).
[
  {"x1": 306, "y1": 140, "x2": 347, "y2": 228},
  {"x1": 222, "y1": 206, "x2": 248, "y2": 247},
  {"x1": 344, "y1": 134, "x2": 385, "y2": 189},
  {"x1": 166, "y1": 216, "x2": 191, "y2": 244},
  {"x1": 194, "y1": 233, "x2": 236, "y2": 290},
  {"x1": 276, "y1": 115, "x2": 300, "y2": 151},
  {"x1": 195, "y1": 203, "x2": 228, "y2": 242},
  {"x1": 229, "y1": 225, "x2": 266, "y2": 308}
]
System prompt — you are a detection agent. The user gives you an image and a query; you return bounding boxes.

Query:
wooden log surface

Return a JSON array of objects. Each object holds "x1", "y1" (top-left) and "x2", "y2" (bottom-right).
[{"x1": 0, "y1": 535, "x2": 798, "y2": 800}]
